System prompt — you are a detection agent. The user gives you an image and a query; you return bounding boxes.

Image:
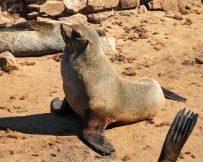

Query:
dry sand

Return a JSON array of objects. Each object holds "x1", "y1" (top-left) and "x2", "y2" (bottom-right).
[{"x1": 0, "y1": 3, "x2": 203, "y2": 162}]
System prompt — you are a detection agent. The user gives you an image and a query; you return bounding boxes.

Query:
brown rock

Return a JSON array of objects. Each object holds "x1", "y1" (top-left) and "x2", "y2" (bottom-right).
[
  {"x1": 137, "y1": 5, "x2": 147, "y2": 14},
  {"x1": 26, "y1": 11, "x2": 39, "y2": 20},
  {"x1": 87, "y1": 11, "x2": 114, "y2": 24},
  {"x1": 58, "y1": 13, "x2": 87, "y2": 24},
  {"x1": 120, "y1": 0, "x2": 140, "y2": 9},
  {"x1": 26, "y1": 3, "x2": 40, "y2": 12},
  {"x1": 36, "y1": 17, "x2": 52, "y2": 21},
  {"x1": 86, "y1": 0, "x2": 119, "y2": 12},
  {"x1": 0, "y1": 51, "x2": 19, "y2": 68},
  {"x1": 63, "y1": 0, "x2": 87, "y2": 13},
  {"x1": 0, "y1": 13, "x2": 14, "y2": 28},
  {"x1": 40, "y1": 1, "x2": 65, "y2": 16},
  {"x1": 100, "y1": 37, "x2": 116, "y2": 55},
  {"x1": 148, "y1": 0, "x2": 189, "y2": 11}
]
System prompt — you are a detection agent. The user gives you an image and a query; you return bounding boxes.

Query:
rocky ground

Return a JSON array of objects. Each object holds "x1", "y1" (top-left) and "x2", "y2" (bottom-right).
[{"x1": 0, "y1": 1, "x2": 203, "y2": 162}]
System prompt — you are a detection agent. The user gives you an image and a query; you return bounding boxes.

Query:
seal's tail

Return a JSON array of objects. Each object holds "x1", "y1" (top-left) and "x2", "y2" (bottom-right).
[
  {"x1": 158, "y1": 108, "x2": 198, "y2": 162},
  {"x1": 161, "y1": 87, "x2": 187, "y2": 102}
]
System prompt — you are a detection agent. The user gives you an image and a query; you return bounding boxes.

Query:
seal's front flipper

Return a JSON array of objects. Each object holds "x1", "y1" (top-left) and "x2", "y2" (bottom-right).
[
  {"x1": 51, "y1": 97, "x2": 74, "y2": 115},
  {"x1": 82, "y1": 110, "x2": 115, "y2": 155},
  {"x1": 161, "y1": 87, "x2": 187, "y2": 102},
  {"x1": 158, "y1": 108, "x2": 198, "y2": 162}
]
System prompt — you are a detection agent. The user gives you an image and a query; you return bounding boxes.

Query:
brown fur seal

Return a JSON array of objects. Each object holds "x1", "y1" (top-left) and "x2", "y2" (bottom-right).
[
  {"x1": 0, "y1": 21, "x2": 65, "y2": 56},
  {"x1": 158, "y1": 108, "x2": 198, "y2": 162},
  {"x1": 0, "y1": 21, "x2": 113, "y2": 57},
  {"x1": 51, "y1": 24, "x2": 186, "y2": 155}
]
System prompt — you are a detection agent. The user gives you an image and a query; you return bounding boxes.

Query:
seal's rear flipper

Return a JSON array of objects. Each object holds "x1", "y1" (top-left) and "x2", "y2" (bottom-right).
[
  {"x1": 50, "y1": 97, "x2": 74, "y2": 115},
  {"x1": 161, "y1": 87, "x2": 187, "y2": 102},
  {"x1": 158, "y1": 108, "x2": 198, "y2": 162}
]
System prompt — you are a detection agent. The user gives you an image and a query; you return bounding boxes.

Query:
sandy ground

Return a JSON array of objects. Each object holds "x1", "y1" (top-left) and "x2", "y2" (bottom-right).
[{"x1": 0, "y1": 3, "x2": 203, "y2": 162}]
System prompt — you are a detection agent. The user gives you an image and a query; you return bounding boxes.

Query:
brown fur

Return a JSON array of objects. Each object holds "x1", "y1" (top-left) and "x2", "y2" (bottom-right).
[
  {"x1": 0, "y1": 21, "x2": 65, "y2": 56},
  {"x1": 59, "y1": 24, "x2": 165, "y2": 154}
]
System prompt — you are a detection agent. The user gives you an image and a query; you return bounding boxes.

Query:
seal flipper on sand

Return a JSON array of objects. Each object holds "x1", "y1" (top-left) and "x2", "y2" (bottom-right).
[
  {"x1": 51, "y1": 97, "x2": 74, "y2": 115},
  {"x1": 161, "y1": 87, "x2": 187, "y2": 102},
  {"x1": 158, "y1": 108, "x2": 198, "y2": 162},
  {"x1": 82, "y1": 110, "x2": 115, "y2": 155}
]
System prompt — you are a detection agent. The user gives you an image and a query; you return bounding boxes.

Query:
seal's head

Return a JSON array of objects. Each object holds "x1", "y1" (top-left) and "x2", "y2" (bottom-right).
[{"x1": 60, "y1": 24, "x2": 102, "y2": 53}]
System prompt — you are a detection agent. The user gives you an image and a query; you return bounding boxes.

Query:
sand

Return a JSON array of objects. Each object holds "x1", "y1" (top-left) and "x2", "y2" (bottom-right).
[{"x1": 0, "y1": 3, "x2": 203, "y2": 162}]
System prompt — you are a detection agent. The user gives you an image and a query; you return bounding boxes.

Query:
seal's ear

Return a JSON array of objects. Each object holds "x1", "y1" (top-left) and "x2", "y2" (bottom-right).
[
  {"x1": 60, "y1": 24, "x2": 71, "y2": 45},
  {"x1": 158, "y1": 108, "x2": 198, "y2": 162},
  {"x1": 92, "y1": 28, "x2": 106, "y2": 37}
]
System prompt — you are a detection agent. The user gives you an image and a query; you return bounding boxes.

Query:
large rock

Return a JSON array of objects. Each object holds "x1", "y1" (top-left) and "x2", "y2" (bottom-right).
[
  {"x1": 63, "y1": 0, "x2": 87, "y2": 13},
  {"x1": 120, "y1": 0, "x2": 140, "y2": 9},
  {"x1": 40, "y1": 1, "x2": 65, "y2": 16},
  {"x1": 58, "y1": 13, "x2": 87, "y2": 24},
  {"x1": 86, "y1": 0, "x2": 119, "y2": 12},
  {"x1": 147, "y1": 0, "x2": 190, "y2": 11}
]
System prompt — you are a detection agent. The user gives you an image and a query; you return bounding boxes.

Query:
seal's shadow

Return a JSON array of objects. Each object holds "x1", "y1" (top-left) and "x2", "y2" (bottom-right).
[{"x1": 0, "y1": 112, "x2": 83, "y2": 136}]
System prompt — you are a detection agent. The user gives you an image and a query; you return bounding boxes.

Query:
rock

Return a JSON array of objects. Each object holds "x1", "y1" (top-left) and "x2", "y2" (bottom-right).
[
  {"x1": 14, "y1": 17, "x2": 27, "y2": 24},
  {"x1": 26, "y1": 11, "x2": 39, "y2": 19},
  {"x1": 63, "y1": 0, "x2": 86, "y2": 13},
  {"x1": 147, "y1": 0, "x2": 190, "y2": 11},
  {"x1": 58, "y1": 13, "x2": 87, "y2": 24},
  {"x1": 101, "y1": 37, "x2": 116, "y2": 55},
  {"x1": 86, "y1": 0, "x2": 119, "y2": 12},
  {"x1": 37, "y1": 17, "x2": 52, "y2": 21},
  {"x1": 87, "y1": 11, "x2": 114, "y2": 24},
  {"x1": 0, "y1": 13, "x2": 14, "y2": 28},
  {"x1": 120, "y1": 0, "x2": 140, "y2": 9},
  {"x1": 26, "y1": 3, "x2": 40, "y2": 12},
  {"x1": 148, "y1": 0, "x2": 164, "y2": 10},
  {"x1": 40, "y1": 1, "x2": 65, "y2": 16},
  {"x1": 117, "y1": 9, "x2": 137, "y2": 16},
  {"x1": 137, "y1": 5, "x2": 147, "y2": 14},
  {"x1": 0, "y1": 51, "x2": 19, "y2": 68}
]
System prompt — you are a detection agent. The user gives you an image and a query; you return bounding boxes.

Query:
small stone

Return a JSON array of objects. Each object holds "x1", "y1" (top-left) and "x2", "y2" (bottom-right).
[
  {"x1": 117, "y1": 9, "x2": 136, "y2": 16},
  {"x1": 101, "y1": 37, "x2": 116, "y2": 55},
  {"x1": 137, "y1": 5, "x2": 147, "y2": 14},
  {"x1": 0, "y1": 51, "x2": 19, "y2": 68},
  {"x1": 87, "y1": 11, "x2": 114, "y2": 24},
  {"x1": 26, "y1": 11, "x2": 39, "y2": 20}
]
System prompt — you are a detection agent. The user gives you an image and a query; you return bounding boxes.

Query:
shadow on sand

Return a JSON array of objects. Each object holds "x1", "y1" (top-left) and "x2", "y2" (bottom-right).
[{"x1": 0, "y1": 112, "x2": 83, "y2": 136}]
